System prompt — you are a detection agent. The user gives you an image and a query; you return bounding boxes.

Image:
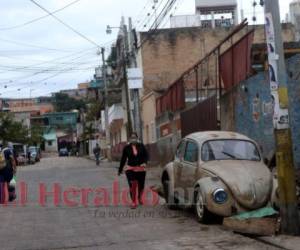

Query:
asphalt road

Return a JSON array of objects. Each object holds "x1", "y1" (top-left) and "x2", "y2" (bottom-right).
[{"x1": 0, "y1": 156, "x2": 282, "y2": 250}]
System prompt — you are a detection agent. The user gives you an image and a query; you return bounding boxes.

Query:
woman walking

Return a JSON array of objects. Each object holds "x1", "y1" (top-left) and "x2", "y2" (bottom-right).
[
  {"x1": 0, "y1": 143, "x2": 16, "y2": 204},
  {"x1": 118, "y1": 132, "x2": 148, "y2": 209}
]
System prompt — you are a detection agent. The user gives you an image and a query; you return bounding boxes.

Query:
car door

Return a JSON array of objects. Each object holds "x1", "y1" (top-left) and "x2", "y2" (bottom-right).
[
  {"x1": 173, "y1": 140, "x2": 186, "y2": 190},
  {"x1": 180, "y1": 140, "x2": 199, "y2": 202}
]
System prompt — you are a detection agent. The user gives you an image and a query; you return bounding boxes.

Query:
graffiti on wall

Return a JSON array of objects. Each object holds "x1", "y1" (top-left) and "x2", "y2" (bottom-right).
[{"x1": 265, "y1": 13, "x2": 289, "y2": 130}]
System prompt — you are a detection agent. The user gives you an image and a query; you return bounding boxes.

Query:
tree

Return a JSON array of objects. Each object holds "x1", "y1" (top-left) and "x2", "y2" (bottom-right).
[
  {"x1": 0, "y1": 112, "x2": 28, "y2": 144},
  {"x1": 27, "y1": 125, "x2": 44, "y2": 146},
  {"x1": 82, "y1": 123, "x2": 96, "y2": 140},
  {"x1": 86, "y1": 100, "x2": 102, "y2": 122},
  {"x1": 52, "y1": 93, "x2": 86, "y2": 112}
]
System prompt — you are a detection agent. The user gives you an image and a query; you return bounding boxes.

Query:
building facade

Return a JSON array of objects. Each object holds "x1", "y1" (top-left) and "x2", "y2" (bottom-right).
[{"x1": 3, "y1": 97, "x2": 54, "y2": 114}]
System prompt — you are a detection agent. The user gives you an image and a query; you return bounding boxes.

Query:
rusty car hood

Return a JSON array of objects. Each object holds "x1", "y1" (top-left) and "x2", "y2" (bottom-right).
[{"x1": 201, "y1": 160, "x2": 273, "y2": 209}]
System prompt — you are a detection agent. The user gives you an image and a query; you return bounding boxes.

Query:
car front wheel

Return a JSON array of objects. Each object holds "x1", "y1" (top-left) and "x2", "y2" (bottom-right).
[
  {"x1": 162, "y1": 179, "x2": 179, "y2": 210},
  {"x1": 194, "y1": 187, "x2": 210, "y2": 223}
]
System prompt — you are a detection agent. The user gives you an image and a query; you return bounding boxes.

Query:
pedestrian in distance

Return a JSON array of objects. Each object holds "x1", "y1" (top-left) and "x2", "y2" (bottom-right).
[
  {"x1": 93, "y1": 143, "x2": 101, "y2": 166},
  {"x1": 0, "y1": 142, "x2": 17, "y2": 204},
  {"x1": 118, "y1": 132, "x2": 149, "y2": 209}
]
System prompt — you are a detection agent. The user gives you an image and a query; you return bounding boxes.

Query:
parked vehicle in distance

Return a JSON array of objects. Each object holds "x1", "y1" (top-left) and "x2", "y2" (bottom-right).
[
  {"x1": 17, "y1": 153, "x2": 27, "y2": 166},
  {"x1": 28, "y1": 146, "x2": 41, "y2": 163},
  {"x1": 59, "y1": 148, "x2": 69, "y2": 157},
  {"x1": 161, "y1": 131, "x2": 276, "y2": 223}
]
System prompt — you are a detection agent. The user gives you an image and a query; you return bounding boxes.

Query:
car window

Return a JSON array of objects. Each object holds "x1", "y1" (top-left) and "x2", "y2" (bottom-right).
[
  {"x1": 184, "y1": 141, "x2": 198, "y2": 163},
  {"x1": 201, "y1": 140, "x2": 261, "y2": 162},
  {"x1": 175, "y1": 141, "x2": 186, "y2": 160}
]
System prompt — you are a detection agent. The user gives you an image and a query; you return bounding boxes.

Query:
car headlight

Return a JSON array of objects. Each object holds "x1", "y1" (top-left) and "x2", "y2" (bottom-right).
[{"x1": 212, "y1": 188, "x2": 228, "y2": 204}]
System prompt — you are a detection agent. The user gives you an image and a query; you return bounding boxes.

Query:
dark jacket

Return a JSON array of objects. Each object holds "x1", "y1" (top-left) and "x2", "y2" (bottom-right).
[
  {"x1": 93, "y1": 146, "x2": 101, "y2": 155},
  {"x1": 0, "y1": 148, "x2": 13, "y2": 182},
  {"x1": 119, "y1": 143, "x2": 148, "y2": 174}
]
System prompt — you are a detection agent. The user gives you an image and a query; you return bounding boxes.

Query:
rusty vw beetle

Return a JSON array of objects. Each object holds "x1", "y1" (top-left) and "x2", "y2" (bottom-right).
[{"x1": 161, "y1": 131, "x2": 274, "y2": 222}]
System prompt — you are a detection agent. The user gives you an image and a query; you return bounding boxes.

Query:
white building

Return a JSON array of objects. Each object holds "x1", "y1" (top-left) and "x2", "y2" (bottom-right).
[
  {"x1": 195, "y1": 0, "x2": 238, "y2": 28},
  {"x1": 170, "y1": 15, "x2": 202, "y2": 28},
  {"x1": 101, "y1": 104, "x2": 127, "y2": 159}
]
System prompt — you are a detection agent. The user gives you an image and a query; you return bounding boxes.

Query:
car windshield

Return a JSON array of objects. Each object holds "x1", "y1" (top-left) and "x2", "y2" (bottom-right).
[
  {"x1": 29, "y1": 147, "x2": 37, "y2": 152},
  {"x1": 202, "y1": 140, "x2": 261, "y2": 162}
]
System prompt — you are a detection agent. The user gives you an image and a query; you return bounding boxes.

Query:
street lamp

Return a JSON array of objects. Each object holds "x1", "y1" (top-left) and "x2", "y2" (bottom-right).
[{"x1": 106, "y1": 25, "x2": 122, "y2": 35}]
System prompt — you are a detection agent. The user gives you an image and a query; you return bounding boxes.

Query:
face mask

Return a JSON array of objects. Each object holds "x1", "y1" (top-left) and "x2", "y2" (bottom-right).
[{"x1": 130, "y1": 139, "x2": 138, "y2": 144}]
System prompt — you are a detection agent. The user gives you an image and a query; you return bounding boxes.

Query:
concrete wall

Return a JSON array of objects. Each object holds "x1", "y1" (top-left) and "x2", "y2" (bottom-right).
[
  {"x1": 45, "y1": 140, "x2": 58, "y2": 152},
  {"x1": 287, "y1": 54, "x2": 300, "y2": 169},
  {"x1": 141, "y1": 92, "x2": 157, "y2": 145},
  {"x1": 221, "y1": 54, "x2": 300, "y2": 169},
  {"x1": 221, "y1": 73, "x2": 275, "y2": 160},
  {"x1": 108, "y1": 104, "x2": 124, "y2": 125}
]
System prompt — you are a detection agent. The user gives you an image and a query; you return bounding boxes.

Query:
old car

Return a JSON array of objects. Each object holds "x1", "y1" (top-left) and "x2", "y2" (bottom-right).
[
  {"x1": 28, "y1": 146, "x2": 41, "y2": 163},
  {"x1": 161, "y1": 131, "x2": 274, "y2": 223},
  {"x1": 59, "y1": 148, "x2": 69, "y2": 157}
]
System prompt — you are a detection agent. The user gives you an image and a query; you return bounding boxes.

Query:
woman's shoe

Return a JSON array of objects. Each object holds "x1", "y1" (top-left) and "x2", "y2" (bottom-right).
[{"x1": 130, "y1": 202, "x2": 137, "y2": 209}]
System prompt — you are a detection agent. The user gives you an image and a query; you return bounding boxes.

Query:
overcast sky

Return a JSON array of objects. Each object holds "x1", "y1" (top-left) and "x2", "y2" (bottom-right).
[{"x1": 0, "y1": 0, "x2": 294, "y2": 98}]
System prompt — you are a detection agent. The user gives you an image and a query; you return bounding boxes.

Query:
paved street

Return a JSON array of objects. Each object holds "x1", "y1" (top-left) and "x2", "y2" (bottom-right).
[{"x1": 0, "y1": 156, "x2": 291, "y2": 250}]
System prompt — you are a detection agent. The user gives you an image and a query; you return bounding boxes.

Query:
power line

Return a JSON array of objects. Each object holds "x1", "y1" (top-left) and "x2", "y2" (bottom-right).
[
  {"x1": 0, "y1": 52, "x2": 94, "y2": 84},
  {"x1": 138, "y1": 0, "x2": 177, "y2": 48},
  {"x1": 0, "y1": 49, "x2": 95, "y2": 83},
  {"x1": 0, "y1": 39, "x2": 115, "y2": 85},
  {"x1": 1, "y1": 65, "x2": 92, "y2": 94},
  {"x1": 136, "y1": 0, "x2": 167, "y2": 31},
  {"x1": 0, "y1": 0, "x2": 82, "y2": 31},
  {"x1": 161, "y1": 0, "x2": 184, "y2": 28},
  {"x1": 0, "y1": 37, "x2": 72, "y2": 53},
  {"x1": 0, "y1": 46, "x2": 113, "y2": 87},
  {"x1": 133, "y1": 0, "x2": 154, "y2": 27},
  {"x1": 30, "y1": 0, "x2": 101, "y2": 48}
]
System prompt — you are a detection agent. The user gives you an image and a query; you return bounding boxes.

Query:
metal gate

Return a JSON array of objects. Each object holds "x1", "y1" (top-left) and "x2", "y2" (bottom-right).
[{"x1": 181, "y1": 95, "x2": 219, "y2": 137}]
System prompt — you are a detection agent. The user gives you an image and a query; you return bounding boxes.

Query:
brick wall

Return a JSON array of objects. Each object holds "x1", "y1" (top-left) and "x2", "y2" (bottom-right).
[
  {"x1": 140, "y1": 24, "x2": 295, "y2": 94},
  {"x1": 140, "y1": 27, "x2": 234, "y2": 93}
]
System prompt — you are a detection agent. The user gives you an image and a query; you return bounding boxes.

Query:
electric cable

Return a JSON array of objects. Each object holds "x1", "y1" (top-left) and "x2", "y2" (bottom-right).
[
  {"x1": 0, "y1": 0, "x2": 82, "y2": 31},
  {"x1": 30, "y1": 0, "x2": 101, "y2": 48}
]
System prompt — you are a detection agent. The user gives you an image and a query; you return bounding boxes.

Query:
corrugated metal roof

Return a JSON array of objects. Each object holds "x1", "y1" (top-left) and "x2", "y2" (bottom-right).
[{"x1": 43, "y1": 131, "x2": 56, "y2": 141}]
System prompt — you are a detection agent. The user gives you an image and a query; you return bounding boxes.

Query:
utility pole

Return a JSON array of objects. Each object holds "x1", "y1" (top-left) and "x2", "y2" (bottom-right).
[
  {"x1": 101, "y1": 47, "x2": 111, "y2": 161},
  {"x1": 264, "y1": 0, "x2": 300, "y2": 235},
  {"x1": 122, "y1": 23, "x2": 134, "y2": 139},
  {"x1": 128, "y1": 17, "x2": 143, "y2": 141}
]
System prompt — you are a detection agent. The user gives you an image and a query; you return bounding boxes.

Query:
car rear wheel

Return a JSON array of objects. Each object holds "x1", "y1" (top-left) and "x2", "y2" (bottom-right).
[
  {"x1": 194, "y1": 187, "x2": 210, "y2": 223},
  {"x1": 162, "y1": 179, "x2": 179, "y2": 210}
]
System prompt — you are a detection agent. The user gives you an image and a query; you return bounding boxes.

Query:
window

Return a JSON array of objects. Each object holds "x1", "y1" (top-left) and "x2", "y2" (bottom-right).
[
  {"x1": 48, "y1": 141, "x2": 53, "y2": 146},
  {"x1": 201, "y1": 140, "x2": 261, "y2": 162},
  {"x1": 175, "y1": 141, "x2": 186, "y2": 160},
  {"x1": 184, "y1": 141, "x2": 198, "y2": 163}
]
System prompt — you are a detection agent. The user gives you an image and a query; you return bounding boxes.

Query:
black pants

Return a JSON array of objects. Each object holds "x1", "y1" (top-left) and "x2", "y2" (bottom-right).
[
  {"x1": 0, "y1": 165, "x2": 13, "y2": 204},
  {"x1": 125, "y1": 171, "x2": 146, "y2": 203}
]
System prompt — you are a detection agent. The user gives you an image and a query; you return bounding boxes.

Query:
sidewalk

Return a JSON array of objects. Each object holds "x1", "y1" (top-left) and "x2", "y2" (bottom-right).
[{"x1": 259, "y1": 235, "x2": 300, "y2": 250}]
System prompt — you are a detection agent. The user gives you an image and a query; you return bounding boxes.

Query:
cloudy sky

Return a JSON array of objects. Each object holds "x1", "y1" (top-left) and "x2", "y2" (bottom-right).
[{"x1": 0, "y1": 0, "x2": 294, "y2": 98}]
